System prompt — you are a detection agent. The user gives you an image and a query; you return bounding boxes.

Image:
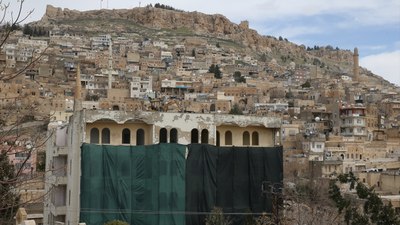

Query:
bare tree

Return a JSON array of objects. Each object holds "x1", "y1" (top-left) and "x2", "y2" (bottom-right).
[{"x1": 0, "y1": 1, "x2": 51, "y2": 224}]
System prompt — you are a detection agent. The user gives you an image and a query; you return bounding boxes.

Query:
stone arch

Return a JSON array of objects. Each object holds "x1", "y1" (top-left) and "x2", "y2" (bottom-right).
[{"x1": 210, "y1": 103, "x2": 216, "y2": 112}]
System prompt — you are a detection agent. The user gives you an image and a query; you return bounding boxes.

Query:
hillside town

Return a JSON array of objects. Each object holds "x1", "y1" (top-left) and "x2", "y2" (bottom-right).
[{"x1": 1, "y1": 4, "x2": 400, "y2": 225}]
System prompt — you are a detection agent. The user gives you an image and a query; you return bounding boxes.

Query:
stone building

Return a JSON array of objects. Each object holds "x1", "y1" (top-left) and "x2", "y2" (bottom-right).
[{"x1": 44, "y1": 108, "x2": 281, "y2": 225}]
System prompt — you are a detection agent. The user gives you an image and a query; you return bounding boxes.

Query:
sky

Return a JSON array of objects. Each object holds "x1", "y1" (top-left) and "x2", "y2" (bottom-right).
[{"x1": 6, "y1": 0, "x2": 400, "y2": 85}]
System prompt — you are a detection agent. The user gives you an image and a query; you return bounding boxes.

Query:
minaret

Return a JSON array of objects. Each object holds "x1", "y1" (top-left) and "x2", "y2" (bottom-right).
[
  {"x1": 108, "y1": 37, "x2": 113, "y2": 90},
  {"x1": 73, "y1": 63, "x2": 82, "y2": 111},
  {"x1": 353, "y1": 47, "x2": 359, "y2": 81}
]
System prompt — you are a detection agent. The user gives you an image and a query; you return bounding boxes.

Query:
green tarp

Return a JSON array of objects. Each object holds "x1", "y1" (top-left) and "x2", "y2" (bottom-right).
[
  {"x1": 80, "y1": 143, "x2": 186, "y2": 225},
  {"x1": 80, "y1": 144, "x2": 283, "y2": 225},
  {"x1": 186, "y1": 144, "x2": 283, "y2": 225}
]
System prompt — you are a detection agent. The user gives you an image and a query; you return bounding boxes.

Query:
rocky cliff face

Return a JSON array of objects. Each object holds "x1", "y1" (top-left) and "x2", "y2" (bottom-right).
[
  {"x1": 33, "y1": 5, "x2": 360, "y2": 69},
  {"x1": 37, "y1": 5, "x2": 286, "y2": 51}
]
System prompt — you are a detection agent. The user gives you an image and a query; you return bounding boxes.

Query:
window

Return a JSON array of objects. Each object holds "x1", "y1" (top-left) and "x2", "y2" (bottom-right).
[
  {"x1": 90, "y1": 128, "x2": 99, "y2": 144},
  {"x1": 170, "y1": 128, "x2": 178, "y2": 143},
  {"x1": 252, "y1": 132, "x2": 259, "y2": 146},
  {"x1": 101, "y1": 128, "x2": 110, "y2": 144},
  {"x1": 160, "y1": 128, "x2": 167, "y2": 143},
  {"x1": 191, "y1": 129, "x2": 199, "y2": 144},
  {"x1": 201, "y1": 129, "x2": 209, "y2": 144},
  {"x1": 122, "y1": 128, "x2": 131, "y2": 144},
  {"x1": 225, "y1": 131, "x2": 232, "y2": 145},
  {"x1": 216, "y1": 131, "x2": 220, "y2": 147},
  {"x1": 243, "y1": 131, "x2": 250, "y2": 145},
  {"x1": 136, "y1": 129, "x2": 145, "y2": 145}
]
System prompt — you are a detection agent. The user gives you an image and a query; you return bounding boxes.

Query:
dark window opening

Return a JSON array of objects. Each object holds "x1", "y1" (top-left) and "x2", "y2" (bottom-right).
[
  {"x1": 201, "y1": 129, "x2": 209, "y2": 144},
  {"x1": 122, "y1": 128, "x2": 131, "y2": 144},
  {"x1": 191, "y1": 129, "x2": 199, "y2": 144},
  {"x1": 90, "y1": 128, "x2": 99, "y2": 144},
  {"x1": 216, "y1": 131, "x2": 220, "y2": 147},
  {"x1": 243, "y1": 131, "x2": 250, "y2": 145},
  {"x1": 160, "y1": 128, "x2": 168, "y2": 143},
  {"x1": 170, "y1": 128, "x2": 178, "y2": 143},
  {"x1": 101, "y1": 128, "x2": 110, "y2": 144},
  {"x1": 225, "y1": 131, "x2": 232, "y2": 145},
  {"x1": 252, "y1": 131, "x2": 259, "y2": 146},
  {"x1": 136, "y1": 129, "x2": 145, "y2": 145}
]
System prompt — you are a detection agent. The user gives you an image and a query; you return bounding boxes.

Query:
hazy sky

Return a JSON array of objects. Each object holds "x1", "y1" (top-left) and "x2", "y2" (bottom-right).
[{"x1": 6, "y1": 0, "x2": 400, "y2": 85}]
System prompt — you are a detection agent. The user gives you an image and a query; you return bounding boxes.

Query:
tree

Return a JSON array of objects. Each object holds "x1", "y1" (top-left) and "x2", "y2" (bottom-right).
[
  {"x1": 104, "y1": 220, "x2": 129, "y2": 225},
  {"x1": 205, "y1": 207, "x2": 232, "y2": 225},
  {"x1": 260, "y1": 53, "x2": 267, "y2": 62},
  {"x1": 329, "y1": 173, "x2": 400, "y2": 225},
  {"x1": 0, "y1": 1, "x2": 49, "y2": 224},
  {"x1": 229, "y1": 103, "x2": 243, "y2": 115},
  {"x1": 0, "y1": 152, "x2": 20, "y2": 224},
  {"x1": 209, "y1": 64, "x2": 222, "y2": 79},
  {"x1": 233, "y1": 71, "x2": 245, "y2": 83},
  {"x1": 301, "y1": 80, "x2": 311, "y2": 88}
]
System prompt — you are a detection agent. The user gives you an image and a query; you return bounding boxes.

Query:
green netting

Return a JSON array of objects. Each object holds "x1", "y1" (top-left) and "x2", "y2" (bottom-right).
[
  {"x1": 80, "y1": 143, "x2": 186, "y2": 225},
  {"x1": 186, "y1": 144, "x2": 283, "y2": 225}
]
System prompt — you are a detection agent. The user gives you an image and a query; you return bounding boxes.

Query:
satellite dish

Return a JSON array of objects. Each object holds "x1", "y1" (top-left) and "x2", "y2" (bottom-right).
[{"x1": 315, "y1": 117, "x2": 320, "y2": 122}]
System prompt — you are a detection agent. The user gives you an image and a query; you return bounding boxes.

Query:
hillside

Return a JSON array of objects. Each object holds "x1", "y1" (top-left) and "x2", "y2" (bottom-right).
[{"x1": 30, "y1": 5, "x2": 397, "y2": 88}]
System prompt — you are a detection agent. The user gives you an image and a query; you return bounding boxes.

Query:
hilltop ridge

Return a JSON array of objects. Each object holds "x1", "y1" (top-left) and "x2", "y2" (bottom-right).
[{"x1": 28, "y1": 4, "x2": 397, "y2": 88}]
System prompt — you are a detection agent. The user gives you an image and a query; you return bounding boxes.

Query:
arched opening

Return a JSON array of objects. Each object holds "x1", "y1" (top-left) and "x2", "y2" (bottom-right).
[
  {"x1": 122, "y1": 128, "x2": 131, "y2": 144},
  {"x1": 170, "y1": 128, "x2": 178, "y2": 143},
  {"x1": 112, "y1": 105, "x2": 119, "y2": 110},
  {"x1": 210, "y1": 104, "x2": 216, "y2": 112},
  {"x1": 243, "y1": 131, "x2": 250, "y2": 145},
  {"x1": 201, "y1": 129, "x2": 209, "y2": 144},
  {"x1": 101, "y1": 128, "x2": 110, "y2": 144},
  {"x1": 191, "y1": 129, "x2": 199, "y2": 144},
  {"x1": 136, "y1": 129, "x2": 145, "y2": 146},
  {"x1": 225, "y1": 131, "x2": 232, "y2": 145},
  {"x1": 252, "y1": 131, "x2": 259, "y2": 146},
  {"x1": 160, "y1": 128, "x2": 167, "y2": 143},
  {"x1": 216, "y1": 131, "x2": 220, "y2": 147},
  {"x1": 90, "y1": 128, "x2": 99, "y2": 144}
]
